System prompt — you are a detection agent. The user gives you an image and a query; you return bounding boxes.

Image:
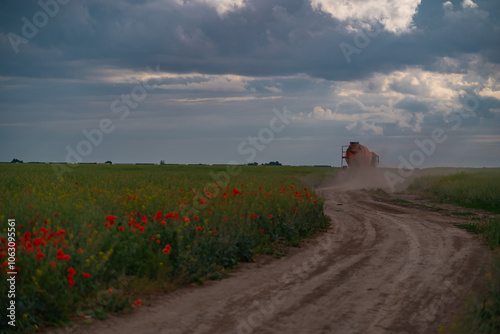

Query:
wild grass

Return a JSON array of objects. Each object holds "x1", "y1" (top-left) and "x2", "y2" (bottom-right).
[
  {"x1": 407, "y1": 170, "x2": 500, "y2": 213},
  {"x1": 0, "y1": 164, "x2": 338, "y2": 333},
  {"x1": 451, "y1": 253, "x2": 500, "y2": 334},
  {"x1": 407, "y1": 169, "x2": 500, "y2": 333}
]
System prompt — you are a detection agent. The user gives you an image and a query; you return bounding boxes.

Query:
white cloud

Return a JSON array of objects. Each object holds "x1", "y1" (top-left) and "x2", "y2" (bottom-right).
[
  {"x1": 443, "y1": 1, "x2": 453, "y2": 11},
  {"x1": 169, "y1": 96, "x2": 282, "y2": 103},
  {"x1": 160, "y1": 75, "x2": 248, "y2": 92},
  {"x1": 264, "y1": 86, "x2": 283, "y2": 93},
  {"x1": 477, "y1": 76, "x2": 500, "y2": 100},
  {"x1": 310, "y1": 0, "x2": 422, "y2": 34},
  {"x1": 295, "y1": 62, "x2": 500, "y2": 135},
  {"x1": 346, "y1": 120, "x2": 385, "y2": 135},
  {"x1": 479, "y1": 87, "x2": 500, "y2": 100},
  {"x1": 298, "y1": 101, "x2": 424, "y2": 135},
  {"x1": 89, "y1": 69, "x2": 252, "y2": 92},
  {"x1": 444, "y1": 0, "x2": 486, "y2": 21},
  {"x1": 188, "y1": 0, "x2": 246, "y2": 15},
  {"x1": 461, "y1": 0, "x2": 478, "y2": 9}
]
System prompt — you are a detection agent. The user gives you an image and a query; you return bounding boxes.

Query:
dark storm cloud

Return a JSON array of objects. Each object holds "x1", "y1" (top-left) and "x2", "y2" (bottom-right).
[{"x1": 1, "y1": 0, "x2": 499, "y2": 81}]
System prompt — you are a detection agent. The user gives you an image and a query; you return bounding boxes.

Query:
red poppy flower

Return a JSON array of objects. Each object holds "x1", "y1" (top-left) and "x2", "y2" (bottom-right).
[
  {"x1": 268, "y1": 214, "x2": 273, "y2": 219},
  {"x1": 196, "y1": 226, "x2": 202, "y2": 231},
  {"x1": 56, "y1": 249, "x2": 64, "y2": 259},
  {"x1": 82, "y1": 273, "x2": 90, "y2": 279},
  {"x1": 36, "y1": 250, "x2": 46, "y2": 261},
  {"x1": 162, "y1": 244, "x2": 172, "y2": 254},
  {"x1": 106, "y1": 215, "x2": 118, "y2": 225},
  {"x1": 251, "y1": 213, "x2": 258, "y2": 219},
  {"x1": 134, "y1": 299, "x2": 142, "y2": 306}
]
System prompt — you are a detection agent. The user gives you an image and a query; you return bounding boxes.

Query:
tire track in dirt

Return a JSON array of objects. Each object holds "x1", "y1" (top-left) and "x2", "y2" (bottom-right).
[{"x1": 51, "y1": 186, "x2": 490, "y2": 334}]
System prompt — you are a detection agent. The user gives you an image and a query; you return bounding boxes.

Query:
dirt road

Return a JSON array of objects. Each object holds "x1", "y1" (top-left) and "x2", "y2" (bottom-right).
[{"x1": 56, "y1": 185, "x2": 489, "y2": 334}]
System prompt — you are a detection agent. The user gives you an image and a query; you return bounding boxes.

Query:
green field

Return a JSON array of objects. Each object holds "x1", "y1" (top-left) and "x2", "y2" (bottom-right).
[
  {"x1": 407, "y1": 169, "x2": 500, "y2": 214},
  {"x1": 407, "y1": 169, "x2": 500, "y2": 334},
  {"x1": 0, "y1": 164, "x2": 338, "y2": 332}
]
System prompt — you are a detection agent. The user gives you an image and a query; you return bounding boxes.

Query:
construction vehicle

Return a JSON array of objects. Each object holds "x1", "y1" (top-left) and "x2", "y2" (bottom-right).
[{"x1": 341, "y1": 142, "x2": 379, "y2": 169}]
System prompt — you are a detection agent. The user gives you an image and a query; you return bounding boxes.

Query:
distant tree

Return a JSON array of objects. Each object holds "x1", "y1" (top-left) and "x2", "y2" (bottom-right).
[
  {"x1": 160, "y1": 160, "x2": 166, "y2": 165},
  {"x1": 105, "y1": 160, "x2": 112, "y2": 164},
  {"x1": 263, "y1": 161, "x2": 282, "y2": 166},
  {"x1": 247, "y1": 162, "x2": 258, "y2": 166},
  {"x1": 11, "y1": 158, "x2": 23, "y2": 163}
]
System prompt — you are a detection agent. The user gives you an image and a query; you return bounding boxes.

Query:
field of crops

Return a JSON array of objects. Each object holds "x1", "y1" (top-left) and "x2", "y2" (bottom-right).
[{"x1": 0, "y1": 164, "x2": 337, "y2": 332}]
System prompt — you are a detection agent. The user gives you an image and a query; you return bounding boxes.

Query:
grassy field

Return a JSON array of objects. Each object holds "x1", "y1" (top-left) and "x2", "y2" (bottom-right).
[
  {"x1": 0, "y1": 164, "x2": 338, "y2": 332},
  {"x1": 407, "y1": 169, "x2": 500, "y2": 214},
  {"x1": 407, "y1": 169, "x2": 500, "y2": 334}
]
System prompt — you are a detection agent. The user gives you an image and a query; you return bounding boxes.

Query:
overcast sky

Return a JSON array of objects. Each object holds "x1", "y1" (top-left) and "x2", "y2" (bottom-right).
[{"x1": 1, "y1": 0, "x2": 499, "y2": 167}]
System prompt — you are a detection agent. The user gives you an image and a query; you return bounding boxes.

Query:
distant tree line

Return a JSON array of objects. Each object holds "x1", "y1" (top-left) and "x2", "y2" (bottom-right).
[
  {"x1": 10, "y1": 159, "x2": 287, "y2": 166},
  {"x1": 247, "y1": 161, "x2": 282, "y2": 166}
]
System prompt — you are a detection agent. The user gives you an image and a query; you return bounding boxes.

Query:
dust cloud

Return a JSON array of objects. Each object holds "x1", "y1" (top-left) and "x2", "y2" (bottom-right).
[
  {"x1": 321, "y1": 167, "x2": 486, "y2": 193},
  {"x1": 321, "y1": 167, "x2": 393, "y2": 192}
]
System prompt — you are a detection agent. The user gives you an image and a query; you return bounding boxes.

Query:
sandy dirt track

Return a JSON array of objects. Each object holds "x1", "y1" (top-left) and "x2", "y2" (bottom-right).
[{"x1": 54, "y1": 185, "x2": 490, "y2": 334}]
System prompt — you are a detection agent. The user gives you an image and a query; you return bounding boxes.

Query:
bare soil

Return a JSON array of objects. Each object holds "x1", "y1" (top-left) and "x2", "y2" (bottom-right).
[{"x1": 50, "y1": 181, "x2": 491, "y2": 334}]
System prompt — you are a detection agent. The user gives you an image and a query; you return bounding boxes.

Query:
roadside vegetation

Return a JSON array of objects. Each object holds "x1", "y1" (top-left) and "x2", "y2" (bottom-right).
[
  {"x1": 407, "y1": 170, "x2": 500, "y2": 213},
  {"x1": 407, "y1": 169, "x2": 500, "y2": 333},
  {"x1": 0, "y1": 164, "x2": 338, "y2": 333}
]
